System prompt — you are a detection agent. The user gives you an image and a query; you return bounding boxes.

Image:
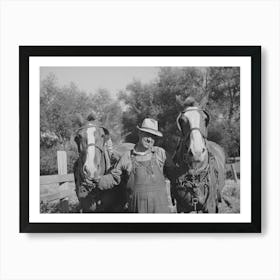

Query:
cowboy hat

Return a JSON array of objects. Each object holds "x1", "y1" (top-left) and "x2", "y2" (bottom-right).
[{"x1": 137, "y1": 118, "x2": 163, "y2": 137}]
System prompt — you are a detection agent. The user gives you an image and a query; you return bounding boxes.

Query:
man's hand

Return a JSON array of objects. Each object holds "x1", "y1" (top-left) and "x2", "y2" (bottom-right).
[{"x1": 78, "y1": 184, "x2": 89, "y2": 198}]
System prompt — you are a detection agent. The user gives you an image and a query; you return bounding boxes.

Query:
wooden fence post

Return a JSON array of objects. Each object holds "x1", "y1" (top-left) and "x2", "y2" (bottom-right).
[
  {"x1": 57, "y1": 151, "x2": 67, "y2": 175},
  {"x1": 57, "y1": 151, "x2": 69, "y2": 213}
]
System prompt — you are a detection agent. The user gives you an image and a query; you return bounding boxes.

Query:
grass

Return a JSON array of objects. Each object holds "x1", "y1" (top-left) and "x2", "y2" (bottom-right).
[
  {"x1": 40, "y1": 200, "x2": 79, "y2": 213},
  {"x1": 219, "y1": 179, "x2": 240, "y2": 213},
  {"x1": 40, "y1": 179, "x2": 240, "y2": 213}
]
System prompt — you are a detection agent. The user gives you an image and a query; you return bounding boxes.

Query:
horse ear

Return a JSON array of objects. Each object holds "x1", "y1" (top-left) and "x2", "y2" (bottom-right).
[
  {"x1": 200, "y1": 94, "x2": 210, "y2": 126},
  {"x1": 183, "y1": 96, "x2": 198, "y2": 108},
  {"x1": 71, "y1": 134, "x2": 80, "y2": 153},
  {"x1": 103, "y1": 127, "x2": 109, "y2": 136},
  {"x1": 102, "y1": 127, "x2": 110, "y2": 141},
  {"x1": 203, "y1": 110, "x2": 210, "y2": 127}
]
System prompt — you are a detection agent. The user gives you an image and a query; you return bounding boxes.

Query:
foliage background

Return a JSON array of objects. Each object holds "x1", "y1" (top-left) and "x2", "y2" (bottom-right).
[{"x1": 40, "y1": 67, "x2": 240, "y2": 175}]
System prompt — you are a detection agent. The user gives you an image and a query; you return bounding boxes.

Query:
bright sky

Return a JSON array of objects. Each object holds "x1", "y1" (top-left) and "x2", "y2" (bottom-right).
[{"x1": 40, "y1": 67, "x2": 159, "y2": 97}]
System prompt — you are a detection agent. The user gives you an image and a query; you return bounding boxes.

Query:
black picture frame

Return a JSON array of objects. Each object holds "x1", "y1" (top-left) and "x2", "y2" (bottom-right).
[{"x1": 20, "y1": 46, "x2": 261, "y2": 233}]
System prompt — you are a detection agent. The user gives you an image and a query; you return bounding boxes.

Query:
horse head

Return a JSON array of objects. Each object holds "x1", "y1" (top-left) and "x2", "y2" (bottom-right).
[
  {"x1": 74, "y1": 122, "x2": 110, "y2": 182},
  {"x1": 173, "y1": 98, "x2": 226, "y2": 213},
  {"x1": 73, "y1": 114, "x2": 130, "y2": 213},
  {"x1": 176, "y1": 99, "x2": 210, "y2": 169}
]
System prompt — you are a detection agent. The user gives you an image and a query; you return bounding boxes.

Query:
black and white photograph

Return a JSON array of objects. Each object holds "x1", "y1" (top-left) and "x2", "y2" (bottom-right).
[
  {"x1": 40, "y1": 66, "x2": 240, "y2": 215},
  {"x1": 20, "y1": 46, "x2": 260, "y2": 232}
]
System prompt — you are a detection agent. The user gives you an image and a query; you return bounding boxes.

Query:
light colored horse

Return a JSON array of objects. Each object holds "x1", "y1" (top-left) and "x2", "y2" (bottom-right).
[
  {"x1": 173, "y1": 105, "x2": 225, "y2": 213},
  {"x1": 73, "y1": 122, "x2": 126, "y2": 212}
]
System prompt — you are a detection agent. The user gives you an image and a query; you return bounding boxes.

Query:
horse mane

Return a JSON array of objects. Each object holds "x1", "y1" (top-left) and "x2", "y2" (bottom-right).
[
  {"x1": 183, "y1": 96, "x2": 199, "y2": 108},
  {"x1": 172, "y1": 138, "x2": 184, "y2": 165}
]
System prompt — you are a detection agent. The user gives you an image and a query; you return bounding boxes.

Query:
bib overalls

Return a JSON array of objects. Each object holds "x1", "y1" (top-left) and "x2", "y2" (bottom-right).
[{"x1": 126, "y1": 152, "x2": 170, "y2": 213}]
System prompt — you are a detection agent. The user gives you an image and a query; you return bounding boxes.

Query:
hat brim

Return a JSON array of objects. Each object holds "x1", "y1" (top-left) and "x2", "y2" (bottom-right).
[{"x1": 137, "y1": 126, "x2": 163, "y2": 137}]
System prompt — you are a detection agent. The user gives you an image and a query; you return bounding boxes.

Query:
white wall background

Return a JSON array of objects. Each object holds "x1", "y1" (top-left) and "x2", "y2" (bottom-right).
[{"x1": 0, "y1": 0, "x2": 279, "y2": 279}]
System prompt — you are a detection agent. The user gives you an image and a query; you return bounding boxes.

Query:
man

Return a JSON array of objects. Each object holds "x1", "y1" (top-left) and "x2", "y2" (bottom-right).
[{"x1": 97, "y1": 118, "x2": 178, "y2": 213}]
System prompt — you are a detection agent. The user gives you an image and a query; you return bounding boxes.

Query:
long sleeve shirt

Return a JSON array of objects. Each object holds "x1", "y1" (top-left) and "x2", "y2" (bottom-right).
[{"x1": 98, "y1": 146, "x2": 179, "y2": 190}]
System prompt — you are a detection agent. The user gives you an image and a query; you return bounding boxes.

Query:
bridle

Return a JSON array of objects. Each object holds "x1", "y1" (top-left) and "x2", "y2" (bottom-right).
[
  {"x1": 76, "y1": 124, "x2": 109, "y2": 154},
  {"x1": 184, "y1": 127, "x2": 207, "y2": 141},
  {"x1": 87, "y1": 142, "x2": 106, "y2": 155}
]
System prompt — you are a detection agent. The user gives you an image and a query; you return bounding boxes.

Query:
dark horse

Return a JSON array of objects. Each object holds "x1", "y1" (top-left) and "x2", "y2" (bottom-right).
[
  {"x1": 73, "y1": 122, "x2": 128, "y2": 212},
  {"x1": 172, "y1": 100, "x2": 225, "y2": 213}
]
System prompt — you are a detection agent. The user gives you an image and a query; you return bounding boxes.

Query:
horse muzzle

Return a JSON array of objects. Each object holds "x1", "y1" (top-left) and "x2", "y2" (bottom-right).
[{"x1": 83, "y1": 165, "x2": 99, "y2": 180}]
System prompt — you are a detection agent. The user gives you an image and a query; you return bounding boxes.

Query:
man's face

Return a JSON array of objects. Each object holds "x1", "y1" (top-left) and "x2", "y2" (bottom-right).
[{"x1": 138, "y1": 131, "x2": 156, "y2": 149}]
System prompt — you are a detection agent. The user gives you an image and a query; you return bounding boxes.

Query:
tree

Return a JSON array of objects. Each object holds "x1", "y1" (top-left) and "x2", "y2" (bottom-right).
[
  {"x1": 40, "y1": 74, "x2": 124, "y2": 174},
  {"x1": 206, "y1": 67, "x2": 240, "y2": 156},
  {"x1": 118, "y1": 67, "x2": 240, "y2": 157},
  {"x1": 207, "y1": 67, "x2": 240, "y2": 123}
]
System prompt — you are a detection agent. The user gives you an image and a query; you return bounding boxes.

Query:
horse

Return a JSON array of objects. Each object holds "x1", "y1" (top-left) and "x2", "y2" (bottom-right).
[
  {"x1": 172, "y1": 103, "x2": 226, "y2": 213},
  {"x1": 73, "y1": 121, "x2": 128, "y2": 213}
]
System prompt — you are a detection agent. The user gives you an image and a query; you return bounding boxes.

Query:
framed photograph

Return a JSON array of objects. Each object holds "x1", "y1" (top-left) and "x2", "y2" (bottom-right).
[{"x1": 20, "y1": 46, "x2": 261, "y2": 233}]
